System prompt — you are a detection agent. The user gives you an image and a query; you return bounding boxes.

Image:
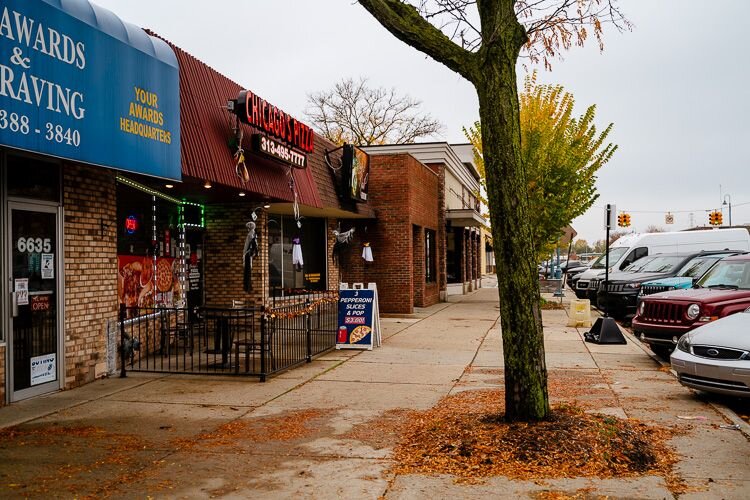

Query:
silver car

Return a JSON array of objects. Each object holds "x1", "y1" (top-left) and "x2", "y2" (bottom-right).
[{"x1": 671, "y1": 309, "x2": 750, "y2": 398}]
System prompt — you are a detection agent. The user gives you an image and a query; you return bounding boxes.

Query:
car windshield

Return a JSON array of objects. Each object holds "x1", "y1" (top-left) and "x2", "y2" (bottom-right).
[
  {"x1": 677, "y1": 255, "x2": 725, "y2": 278},
  {"x1": 698, "y1": 261, "x2": 750, "y2": 289},
  {"x1": 623, "y1": 256, "x2": 658, "y2": 272},
  {"x1": 591, "y1": 247, "x2": 629, "y2": 269},
  {"x1": 634, "y1": 256, "x2": 685, "y2": 273}
]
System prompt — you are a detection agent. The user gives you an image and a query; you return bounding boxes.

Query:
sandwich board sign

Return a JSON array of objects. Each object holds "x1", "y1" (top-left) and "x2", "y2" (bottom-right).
[{"x1": 336, "y1": 283, "x2": 382, "y2": 350}]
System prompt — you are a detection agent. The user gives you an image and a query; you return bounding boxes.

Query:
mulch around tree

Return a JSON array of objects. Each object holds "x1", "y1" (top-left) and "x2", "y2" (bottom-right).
[
  {"x1": 373, "y1": 389, "x2": 686, "y2": 492},
  {"x1": 540, "y1": 300, "x2": 566, "y2": 310}
]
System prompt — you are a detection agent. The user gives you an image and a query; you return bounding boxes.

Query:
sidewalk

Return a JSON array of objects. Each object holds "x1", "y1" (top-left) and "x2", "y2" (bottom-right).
[{"x1": 0, "y1": 281, "x2": 749, "y2": 498}]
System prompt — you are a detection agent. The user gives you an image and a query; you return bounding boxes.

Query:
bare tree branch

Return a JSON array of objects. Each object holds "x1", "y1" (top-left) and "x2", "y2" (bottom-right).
[
  {"x1": 367, "y1": 1, "x2": 629, "y2": 70},
  {"x1": 358, "y1": 0, "x2": 479, "y2": 81},
  {"x1": 305, "y1": 77, "x2": 444, "y2": 145}
]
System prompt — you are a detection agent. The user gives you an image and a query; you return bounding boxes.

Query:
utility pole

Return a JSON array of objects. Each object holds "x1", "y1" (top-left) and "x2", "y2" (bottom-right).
[{"x1": 723, "y1": 195, "x2": 732, "y2": 227}]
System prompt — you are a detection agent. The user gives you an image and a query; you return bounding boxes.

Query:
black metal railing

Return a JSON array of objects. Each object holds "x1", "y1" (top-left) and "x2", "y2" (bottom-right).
[
  {"x1": 118, "y1": 305, "x2": 258, "y2": 375},
  {"x1": 118, "y1": 291, "x2": 339, "y2": 381}
]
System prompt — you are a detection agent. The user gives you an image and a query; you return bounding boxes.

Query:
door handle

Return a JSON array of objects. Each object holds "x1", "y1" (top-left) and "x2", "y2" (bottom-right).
[{"x1": 11, "y1": 291, "x2": 19, "y2": 318}]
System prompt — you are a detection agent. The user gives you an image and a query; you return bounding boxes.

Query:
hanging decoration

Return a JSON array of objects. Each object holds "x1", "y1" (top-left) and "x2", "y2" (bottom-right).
[
  {"x1": 233, "y1": 126, "x2": 250, "y2": 183},
  {"x1": 332, "y1": 226, "x2": 356, "y2": 263},
  {"x1": 242, "y1": 221, "x2": 258, "y2": 292},
  {"x1": 292, "y1": 236, "x2": 304, "y2": 271},
  {"x1": 362, "y1": 242, "x2": 374, "y2": 262},
  {"x1": 286, "y1": 167, "x2": 302, "y2": 229}
]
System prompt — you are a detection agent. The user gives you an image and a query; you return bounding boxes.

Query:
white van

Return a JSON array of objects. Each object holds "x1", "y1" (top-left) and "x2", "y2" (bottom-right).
[{"x1": 574, "y1": 228, "x2": 750, "y2": 298}]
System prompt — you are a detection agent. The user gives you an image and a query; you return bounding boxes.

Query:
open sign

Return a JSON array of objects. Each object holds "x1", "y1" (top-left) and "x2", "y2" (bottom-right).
[{"x1": 31, "y1": 295, "x2": 51, "y2": 312}]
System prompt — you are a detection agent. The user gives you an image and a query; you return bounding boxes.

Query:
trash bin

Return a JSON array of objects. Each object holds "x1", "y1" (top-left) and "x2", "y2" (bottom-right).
[{"x1": 567, "y1": 298, "x2": 592, "y2": 327}]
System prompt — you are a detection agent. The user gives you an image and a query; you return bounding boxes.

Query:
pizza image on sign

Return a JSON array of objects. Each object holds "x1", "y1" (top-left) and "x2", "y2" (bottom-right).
[
  {"x1": 156, "y1": 258, "x2": 173, "y2": 293},
  {"x1": 349, "y1": 325, "x2": 371, "y2": 344}
]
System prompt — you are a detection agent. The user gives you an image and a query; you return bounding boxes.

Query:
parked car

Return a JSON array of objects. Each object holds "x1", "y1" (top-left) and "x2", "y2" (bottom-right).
[
  {"x1": 671, "y1": 308, "x2": 750, "y2": 398},
  {"x1": 566, "y1": 265, "x2": 589, "y2": 290},
  {"x1": 632, "y1": 254, "x2": 750, "y2": 358},
  {"x1": 560, "y1": 260, "x2": 583, "y2": 273},
  {"x1": 639, "y1": 251, "x2": 747, "y2": 296},
  {"x1": 575, "y1": 228, "x2": 750, "y2": 302},
  {"x1": 578, "y1": 253, "x2": 658, "y2": 301},
  {"x1": 597, "y1": 251, "x2": 742, "y2": 319}
]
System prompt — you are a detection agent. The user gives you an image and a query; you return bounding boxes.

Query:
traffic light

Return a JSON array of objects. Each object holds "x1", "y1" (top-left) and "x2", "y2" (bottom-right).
[
  {"x1": 623, "y1": 213, "x2": 631, "y2": 227},
  {"x1": 617, "y1": 213, "x2": 624, "y2": 227},
  {"x1": 709, "y1": 211, "x2": 723, "y2": 226}
]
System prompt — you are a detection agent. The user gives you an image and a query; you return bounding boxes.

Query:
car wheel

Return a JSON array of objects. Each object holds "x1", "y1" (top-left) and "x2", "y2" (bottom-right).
[{"x1": 648, "y1": 344, "x2": 673, "y2": 360}]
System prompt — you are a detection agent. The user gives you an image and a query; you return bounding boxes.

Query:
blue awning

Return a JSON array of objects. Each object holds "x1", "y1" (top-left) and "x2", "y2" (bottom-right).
[
  {"x1": 43, "y1": 0, "x2": 177, "y2": 69},
  {"x1": 0, "y1": 0, "x2": 182, "y2": 180}
]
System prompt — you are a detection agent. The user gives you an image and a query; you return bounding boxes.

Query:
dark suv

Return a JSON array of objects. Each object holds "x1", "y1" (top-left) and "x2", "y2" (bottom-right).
[
  {"x1": 596, "y1": 251, "x2": 741, "y2": 319},
  {"x1": 632, "y1": 254, "x2": 750, "y2": 358}
]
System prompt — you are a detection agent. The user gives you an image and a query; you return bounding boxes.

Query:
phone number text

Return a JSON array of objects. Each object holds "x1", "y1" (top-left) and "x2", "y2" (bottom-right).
[{"x1": 0, "y1": 109, "x2": 81, "y2": 147}]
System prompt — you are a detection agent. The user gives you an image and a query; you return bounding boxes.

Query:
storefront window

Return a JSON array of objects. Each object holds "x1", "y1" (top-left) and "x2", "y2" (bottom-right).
[
  {"x1": 6, "y1": 154, "x2": 60, "y2": 203},
  {"x1": 268, "y1": 215, "x2": 326, "y2": 293},
  {"x1": 426, "y1": 229, "x2": 436, "y2": 283},
  {"x1": 116, "y1": 181, "x2": 190, "y2": 311}
]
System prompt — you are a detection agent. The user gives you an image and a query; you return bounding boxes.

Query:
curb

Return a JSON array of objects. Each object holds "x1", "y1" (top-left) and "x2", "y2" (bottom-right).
[
  {"x1": 708, "y1": 401, "x2": 750, "y2": 439},
  {"x1": 620, "y1": 321, "x2": 750, "y2": 440},
  {"x1": 578, "y1": 293, "x2": 750, "y2": 440}
]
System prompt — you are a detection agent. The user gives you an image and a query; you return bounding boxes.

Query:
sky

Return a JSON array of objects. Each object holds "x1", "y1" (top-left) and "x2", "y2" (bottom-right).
[{"x1": 93, "y1": 0, "x2": 750, "y2": 244}]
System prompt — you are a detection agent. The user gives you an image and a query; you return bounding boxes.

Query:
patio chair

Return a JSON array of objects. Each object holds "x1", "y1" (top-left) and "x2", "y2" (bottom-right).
[
  {"x1": 234, "y1": 317, "x2": 275, "y2": 374},
  {"x1": 159, "y1": 308, "x2": 194, "y2": 356}
]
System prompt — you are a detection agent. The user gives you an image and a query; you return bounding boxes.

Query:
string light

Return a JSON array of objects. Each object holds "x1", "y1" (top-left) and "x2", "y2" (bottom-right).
[{"x1": 116, "y1": 175, "x2": 182, "y2": 204}]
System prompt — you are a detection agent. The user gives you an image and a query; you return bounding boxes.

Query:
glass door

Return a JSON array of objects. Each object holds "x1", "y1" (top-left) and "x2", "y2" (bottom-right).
[{"x1": 8, "y1": 203, "x2": 61, "y2": 400}]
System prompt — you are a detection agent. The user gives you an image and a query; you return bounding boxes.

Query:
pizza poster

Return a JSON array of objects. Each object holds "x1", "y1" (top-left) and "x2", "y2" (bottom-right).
[
  {"x1": 336, "y1": 289, "x2": 375, "y2": 350},
  {"x1": 118, "y1": 255, "x2": 182, "y2": 310}
]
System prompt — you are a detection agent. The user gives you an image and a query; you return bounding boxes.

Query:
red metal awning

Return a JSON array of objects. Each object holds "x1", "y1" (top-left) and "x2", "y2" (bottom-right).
[{"x1": 159, "y1": 35, "x2": 321, "y2": 208}]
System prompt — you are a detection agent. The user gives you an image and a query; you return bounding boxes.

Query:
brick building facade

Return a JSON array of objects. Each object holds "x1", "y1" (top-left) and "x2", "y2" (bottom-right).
[
  {"x1": 363, "y1": 143, "x2": 487, "y2": 302},
  {"x1": 338, "y1": 154, "x2": 441, "y2": 314},
  {"x1": 0, "y1": 3, "x2": 487, "y2": 407},
  {"x1": 63, "y1": 165, "x2": 119, "y2": 388}
]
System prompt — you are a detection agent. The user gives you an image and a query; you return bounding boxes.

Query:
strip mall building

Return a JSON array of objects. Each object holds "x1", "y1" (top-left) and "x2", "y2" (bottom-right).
[{"x1": 0, "y1": 0, "x2": 487, "y2": 405}]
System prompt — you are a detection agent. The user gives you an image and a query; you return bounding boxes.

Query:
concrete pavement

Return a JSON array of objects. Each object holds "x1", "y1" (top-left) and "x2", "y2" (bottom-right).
[{"x1": 0, "y1": 278, "x2": 749, "y2": 499}]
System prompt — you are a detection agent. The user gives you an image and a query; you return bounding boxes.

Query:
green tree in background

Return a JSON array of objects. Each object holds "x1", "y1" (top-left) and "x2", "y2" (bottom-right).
[
  {"x1": 573, "y1": 239, "x2": 591, "y2": 256},
  {"x1": 465, "y1": 73, "x2": 618, "y2": 261}
]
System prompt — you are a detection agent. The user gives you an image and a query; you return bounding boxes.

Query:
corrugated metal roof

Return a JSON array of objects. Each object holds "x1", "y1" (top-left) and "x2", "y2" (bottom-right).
[{"x1": 151, "y1": 33, "x2": 321, "y2": 208}]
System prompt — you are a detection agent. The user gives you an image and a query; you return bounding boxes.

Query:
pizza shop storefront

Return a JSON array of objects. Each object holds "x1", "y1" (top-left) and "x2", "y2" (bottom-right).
[{"x1": 0, "y1": 0, "x2": 181, "y2": 405}]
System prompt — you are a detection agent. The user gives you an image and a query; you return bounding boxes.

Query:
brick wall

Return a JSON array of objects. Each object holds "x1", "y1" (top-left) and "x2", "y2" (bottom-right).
[
  {"x1": 412, "y1": 225, "x2": 424, "y2": 307},
  {"x1": 359, "y1": 154, "x2": 413, "y2": 313},
  {"x1": 63, "y1": 164, "x2": 118, "y2": 388},
  {"x1": 431, "y1": 164, "x2": 447, "y2": 298},
  {"x1": 335, "y1": 220, "x2": 371, "y2": 288},
  {"x1": 203, "y1": 204, "x2": 268, "y2": 307},
  {"x1": 327, "y1": 218, "x2": 341, "y2": 289},
  {"x1": 409, "y1": 162, "x2": 441, "y2": 308},
  {"x1": 340, "y1": 153, "x2": 440, "y2": 313}
]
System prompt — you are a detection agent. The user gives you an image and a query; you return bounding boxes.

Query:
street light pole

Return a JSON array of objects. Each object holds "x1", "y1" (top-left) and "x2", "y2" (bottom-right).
[{"x1": 723, "y1": 194, "x2": 732, "y2": 227}]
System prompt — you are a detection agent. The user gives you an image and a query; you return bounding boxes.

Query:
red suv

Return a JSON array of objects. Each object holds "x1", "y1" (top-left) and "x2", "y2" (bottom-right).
[{"x1": 632, "y1": 254, "x2": 750, "y2": 358}]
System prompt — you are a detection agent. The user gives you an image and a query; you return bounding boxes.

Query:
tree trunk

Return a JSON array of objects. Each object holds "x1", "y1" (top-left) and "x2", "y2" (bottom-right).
[
  {"x1": 355, "y1": 0, "x2": 549, "y2": 421},
  {"x1": 476, "y1": 38, "x2": 550, "y2": 421}
]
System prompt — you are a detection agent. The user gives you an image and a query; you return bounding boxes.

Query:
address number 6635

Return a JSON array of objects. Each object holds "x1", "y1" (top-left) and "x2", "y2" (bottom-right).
[{"x1": 17, "y1": 237, "x2": 52, "y2": 253}]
